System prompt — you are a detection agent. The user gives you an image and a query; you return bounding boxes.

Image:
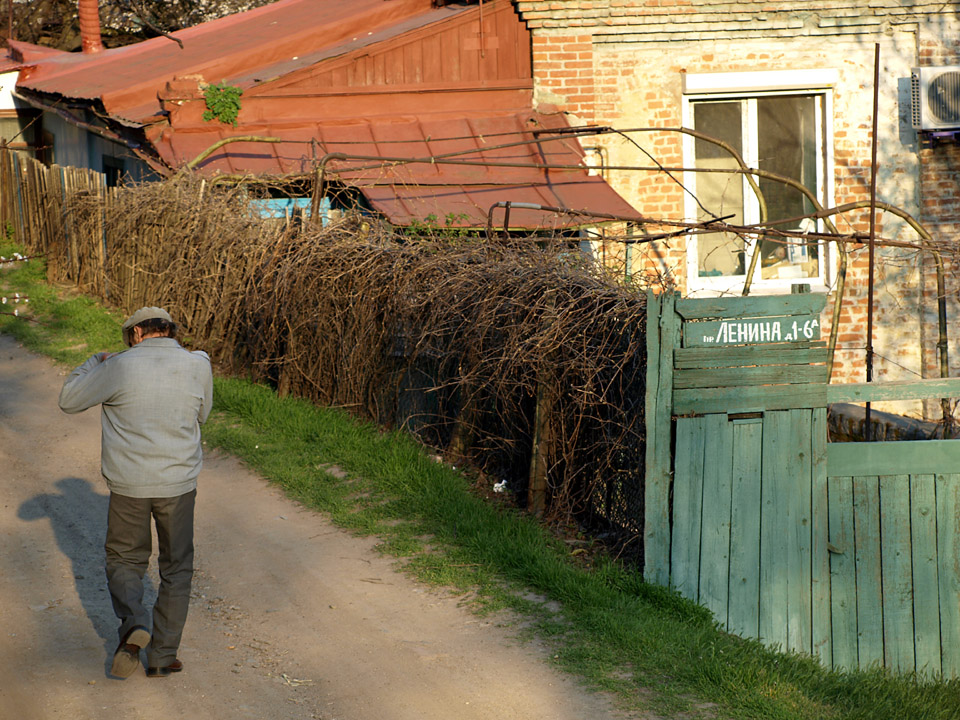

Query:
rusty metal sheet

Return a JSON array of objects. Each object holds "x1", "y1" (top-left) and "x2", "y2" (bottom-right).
[
  {"x1": 159, "y1": 111, "x2": 639, "y2": 227},
  {"x1": 14, "y1": 0, "x2": 455, "y2": 122},
  {"x1": 167, "y1": 112, "x2": 587, "y2": 181}
]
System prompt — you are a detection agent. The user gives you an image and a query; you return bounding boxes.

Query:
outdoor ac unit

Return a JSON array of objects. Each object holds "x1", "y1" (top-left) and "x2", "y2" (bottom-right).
[{"x1": 912, "y1": 66, "x2": 960, "y2": 130}]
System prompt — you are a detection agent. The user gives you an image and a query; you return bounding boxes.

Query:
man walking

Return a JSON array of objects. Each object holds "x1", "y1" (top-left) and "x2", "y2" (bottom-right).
[{"x1": 58, "y1": 307, "x2": 213, "y2": 678}]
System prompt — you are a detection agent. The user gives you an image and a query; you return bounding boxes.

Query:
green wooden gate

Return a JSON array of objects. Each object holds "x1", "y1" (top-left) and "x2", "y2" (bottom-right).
[{"x1": 643, "y1": 290, "x2": 960, "y2": 676}]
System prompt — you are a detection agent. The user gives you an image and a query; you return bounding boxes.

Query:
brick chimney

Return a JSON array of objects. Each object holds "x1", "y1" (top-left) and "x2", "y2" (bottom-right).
[{"x1": 78, "y1": 0, "x2": 104, "y2": 54}]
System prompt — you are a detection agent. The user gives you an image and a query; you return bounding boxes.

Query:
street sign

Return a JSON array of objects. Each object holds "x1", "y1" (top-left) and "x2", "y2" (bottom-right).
[{"x1": 684, "y1": 315, "x2": 821, "y2": 347}]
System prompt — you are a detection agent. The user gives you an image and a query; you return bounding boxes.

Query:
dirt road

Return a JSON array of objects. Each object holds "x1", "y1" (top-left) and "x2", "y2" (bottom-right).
[{"x1": 0, "y1": 334, "x2": 632, "y2": 720}]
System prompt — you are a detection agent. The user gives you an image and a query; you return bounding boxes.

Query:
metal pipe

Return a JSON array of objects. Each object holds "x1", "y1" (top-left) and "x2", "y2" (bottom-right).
[
  {"x1": 483, "y1": 201, "x2": 735, "y2": 241},
  {"x1": 185, "y1": 135, "x2": 282, "y2": 171},
  {"x1": 310, "y1": 152, "x2": 347, "y2": 225},
  {"x1": 485, "y1": 200, "x2": 649, "y2": 231},
  {"x1": 936, "y1": 249, "x2": 952, "y2": 432},
  {"x1": 78, "y1": 0, "x2": 104, "y2": 54},
  {"x1": 865, "y1": 43, "x2": 880, "y2": 440}
]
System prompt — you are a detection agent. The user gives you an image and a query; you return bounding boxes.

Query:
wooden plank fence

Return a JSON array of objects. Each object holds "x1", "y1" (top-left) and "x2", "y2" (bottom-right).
[
  {"x1": 644, "y1": 289, "x2": 960, "y2": 678},
  {"x1": 825, "y1": 438, "x2": 960, "y2": 677},
  {"x1": 0, "y1": 149, "x2": 112, "y2": 295}
]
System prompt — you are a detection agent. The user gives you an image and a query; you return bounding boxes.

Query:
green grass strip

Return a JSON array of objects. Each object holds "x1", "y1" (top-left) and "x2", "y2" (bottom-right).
[{"x1": 3, "y1": 245, "x2": 959, "y2": 719}]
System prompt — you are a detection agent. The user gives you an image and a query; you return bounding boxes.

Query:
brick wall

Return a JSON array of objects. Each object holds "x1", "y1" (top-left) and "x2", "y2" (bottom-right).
[
  {"x1": 531, "y1": 34, "x2": 598, "y2": 123},
  {"x1": 516, "y1": 2, "x2": 960, "y2": 416},
  {"x1": 516, "y1": 0, "x2": 952, "y2": 38}
]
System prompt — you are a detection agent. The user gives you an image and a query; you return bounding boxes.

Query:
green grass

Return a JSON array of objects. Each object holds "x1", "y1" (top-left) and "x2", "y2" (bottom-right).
[
  {"x1": 4, "y1": 245, "x2": 960, "y2": 719},
  {"x1": 0, "y1": 244, "x2": 126, "y2": 365}
]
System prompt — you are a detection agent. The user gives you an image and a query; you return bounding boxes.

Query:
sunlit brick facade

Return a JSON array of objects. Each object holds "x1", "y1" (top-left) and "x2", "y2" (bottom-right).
[{"x1": 515, "y1": 1, "x2": 960, "y2": 409}]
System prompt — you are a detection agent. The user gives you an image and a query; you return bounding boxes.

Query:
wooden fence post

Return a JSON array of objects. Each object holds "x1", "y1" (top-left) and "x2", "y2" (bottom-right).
[
  {"x1": 643, "y1": 290, "x2": 678, "y2": 585},
  {"x1": 527, "y1": 291, "x2": 557, "y2": 516},
  {"x1": 527, "y1": 376, "x2": 553, "y2": 516}
]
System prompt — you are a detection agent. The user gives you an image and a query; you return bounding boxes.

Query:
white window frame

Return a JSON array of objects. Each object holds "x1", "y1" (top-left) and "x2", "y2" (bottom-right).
[{"x1": 681, "y1": 70, "x2": 838, "y2": 297}]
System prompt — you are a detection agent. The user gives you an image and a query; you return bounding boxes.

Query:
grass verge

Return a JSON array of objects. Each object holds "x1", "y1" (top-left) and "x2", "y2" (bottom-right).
[{"x1": 3, "y1": 246, "x2": 959, "y2": 719}]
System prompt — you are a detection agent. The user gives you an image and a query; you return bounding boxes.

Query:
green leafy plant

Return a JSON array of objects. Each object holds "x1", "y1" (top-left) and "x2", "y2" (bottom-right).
[{"x1": 202, "y1": 82, "x2": 243, "y2": 126}]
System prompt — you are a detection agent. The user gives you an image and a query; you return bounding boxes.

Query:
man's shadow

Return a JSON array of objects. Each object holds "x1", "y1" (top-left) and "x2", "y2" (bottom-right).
[{"x1": 18, "y1": 477, "x2": 158, "y2": 674}]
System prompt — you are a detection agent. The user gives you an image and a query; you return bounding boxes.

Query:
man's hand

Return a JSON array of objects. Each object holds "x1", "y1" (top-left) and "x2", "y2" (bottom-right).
[{"x1": 96, "y1": 352, "x2": 118, "y2": 363}]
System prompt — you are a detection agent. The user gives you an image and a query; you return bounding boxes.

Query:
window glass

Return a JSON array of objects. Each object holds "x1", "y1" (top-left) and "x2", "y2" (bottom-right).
[
  {"x1": 0, "y1": 113, "x2": 38, "y2": 159},
  {"x1": 756, "y1": 96, "x2": 819, "y2": 280},
  {"x1": 693, "y1": 102, "x2": 744, "y2": 277},
  {"x1": 691, "y1": 93, "x2": 825, "y2": 286}
]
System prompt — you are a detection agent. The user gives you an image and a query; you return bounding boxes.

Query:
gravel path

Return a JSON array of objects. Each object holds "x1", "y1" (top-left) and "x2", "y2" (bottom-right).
[{"x1": 0, "y1": 333, "x2": 631, "y2": 720}]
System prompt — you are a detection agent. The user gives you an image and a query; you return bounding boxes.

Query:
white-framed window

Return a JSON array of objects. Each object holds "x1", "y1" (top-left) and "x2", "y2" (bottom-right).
[
  {"x1": 681, "y1": 70, "x2": 837, "y2": 296},
  {"x1": 0, "y1": 109, "x2": 41, "y2": 160}
]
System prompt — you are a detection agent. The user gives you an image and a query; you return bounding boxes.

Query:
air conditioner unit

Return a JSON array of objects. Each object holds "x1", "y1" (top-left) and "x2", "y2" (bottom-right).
[{"x1": 912, "y1": 66, "x2": 960, "y2": 131}]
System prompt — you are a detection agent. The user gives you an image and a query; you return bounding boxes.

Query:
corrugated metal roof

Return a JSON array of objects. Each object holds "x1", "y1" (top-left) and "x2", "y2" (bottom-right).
[
  {"x1": 0, "y1": 41, "x2": 65, "y2": 74},
  {"x1": 14, "y1": 0, "x2": 457, "y2": 123},
  {"x1": 157, "y1": 111, "x2": 641, "y2": 227},
  {"x1": 362, "y1": 180, "x2": 637, "y2": 230},
  {"x1": 9, "y1": 0, "x2": 639, "y2": 228}
]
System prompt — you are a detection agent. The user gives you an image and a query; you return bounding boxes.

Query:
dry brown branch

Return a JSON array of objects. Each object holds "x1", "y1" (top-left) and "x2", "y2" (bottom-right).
[{"x1": 32, "y1": 172, "x2": 649, "y2": 533}]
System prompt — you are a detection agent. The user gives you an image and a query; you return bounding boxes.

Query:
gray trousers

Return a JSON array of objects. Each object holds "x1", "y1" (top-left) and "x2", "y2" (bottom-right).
[{"x1": 105, "y1": 490, "x2": 195, "y2": 667}]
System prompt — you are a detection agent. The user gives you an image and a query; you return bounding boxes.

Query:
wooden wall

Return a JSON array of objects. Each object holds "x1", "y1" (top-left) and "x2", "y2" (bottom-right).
[{"x1": 265, "y1": 0, "x2": 531, "y2": 92}]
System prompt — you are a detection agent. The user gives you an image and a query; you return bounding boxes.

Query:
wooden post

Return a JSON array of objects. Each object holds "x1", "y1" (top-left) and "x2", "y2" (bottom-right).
[
  {"x1": 864, "y1": 43, "x2": 881, "y2": 442},
  {"x1": 448, "y1": 381, "x2": 476, "y2": 462},
  {"x1": 527, "y1": 379, "x2": 553, "y2": 516},
  {"x1": 278, "y1": 320, "x2": 295, "y2": 398},
  {"x1": 644, "y1": 290, "x2": 679, "y2": 585},
  {"x1": 68, "y1": 168, "x2": 80, "y2": 283},
  {"x1": 527, "y1": 291, "x2": 557, "y2": 516}
]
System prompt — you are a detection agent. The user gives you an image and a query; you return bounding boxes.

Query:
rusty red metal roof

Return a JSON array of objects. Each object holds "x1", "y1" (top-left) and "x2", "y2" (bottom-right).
[
  {"x1": 0, "y1": 41, "x2": 65, "y2": 74},
  {"x1": 10, "y1": 0, "x2": 639, "y2": 228},
  {"x1": 15, "y1": 0, "x2": 460, "y2": 123},
  {"x1": 157, "y1": 111, "x2": 640, "y2": 228}
]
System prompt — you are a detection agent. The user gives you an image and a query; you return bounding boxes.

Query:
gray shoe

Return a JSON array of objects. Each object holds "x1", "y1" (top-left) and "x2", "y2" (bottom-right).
[{"x1": 110, "y1": 626, "x2": 150, "y2": 678}]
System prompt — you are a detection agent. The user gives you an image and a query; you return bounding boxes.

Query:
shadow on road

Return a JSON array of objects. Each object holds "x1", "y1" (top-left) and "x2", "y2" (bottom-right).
[{"x1": 17, "y1": 477, "x2": 159, "y2": 674}]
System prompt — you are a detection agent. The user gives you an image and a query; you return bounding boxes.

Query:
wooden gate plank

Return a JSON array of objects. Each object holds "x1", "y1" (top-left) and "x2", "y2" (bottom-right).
[
  {"x1": 827, "y1": 378, "x2": 960, "y2": 405},
  {"x1": 786, "y1": 409, "x2": 813, "y2": 655},
  {"x1": 828, "y1": 476, "x2": 857, "y2": 671},
  {"x1": 760, "y1": 410, "x2": 789, "y2": 650},
  {"x1": 674, "y1": 364, "x2": 826, "y2": 390},
  {"x1": 675, "y1": 293, "x2": 827, "y2": 319},
  {"x1": 828, "y1": 439, "x2": 960, "y2": 477},
  {"x1": 674, "y1": 344, "x2": 828, "y2": 368},
  {"x1": 880, "y1": 475, "x2": 916, "y2": 674},
  {"x1": 810, "y1": 408, "x2": 831, "y2": 664},
  {"x1": 937, "y1": 474, "x2": 960, "y2": 679},
  {"x1": 671, "y1": 416, "x2": 706, "y2": 599},
  {"x1": 698, "y1": 413, "x2": 734, "y2": 624},
  {"x1": 674, "y1": 383, "x2": 827, "y2": 415},
  {"x1": 910, "y1": 474, "x2": 941, "y2": 678},
  {"x1": 728, "y1": 418, "x2": 763, "y2": 639},
  {"x1": 853, "y1": 476, "x2": 884, "y2": 669},
  {"x1": 644, "y1": 290, "x2": 677, "y2": 585}
]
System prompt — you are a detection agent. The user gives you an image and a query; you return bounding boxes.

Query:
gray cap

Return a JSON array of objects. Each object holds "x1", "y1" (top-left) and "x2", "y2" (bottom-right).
[{"x1": 122, "y1": 306, "x2": 173, "y2": 347}]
